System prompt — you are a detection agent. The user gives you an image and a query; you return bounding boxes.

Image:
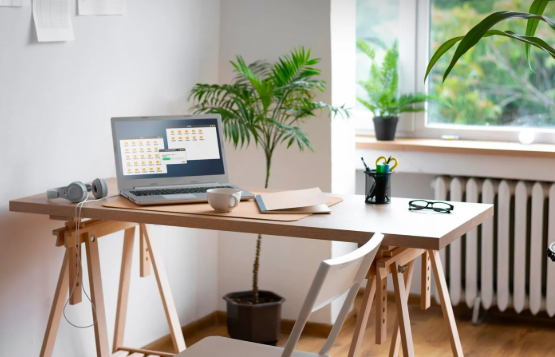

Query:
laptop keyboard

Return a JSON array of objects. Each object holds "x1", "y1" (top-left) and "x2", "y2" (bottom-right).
[{"x1": 130, "y1": 186, "x2": 234, "y2": 197}]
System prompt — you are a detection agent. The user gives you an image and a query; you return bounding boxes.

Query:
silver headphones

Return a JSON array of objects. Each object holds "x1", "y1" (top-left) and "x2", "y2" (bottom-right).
[{"x1": 46, "y1": 178, "x2": 108, "y2": 203}]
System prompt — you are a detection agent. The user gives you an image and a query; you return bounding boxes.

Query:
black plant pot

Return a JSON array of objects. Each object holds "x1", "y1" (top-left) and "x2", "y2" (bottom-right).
[
  {"x1": 223, "y1": 290, "x2": 285, "y2": 345},
  {"x1": 373, "y1": 116, "x2": 399, "y2": 141}
]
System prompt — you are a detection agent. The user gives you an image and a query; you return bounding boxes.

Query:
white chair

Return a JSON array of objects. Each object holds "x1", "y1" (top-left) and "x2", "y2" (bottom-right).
[{"x1": 176, "y1": 233, "x2": 384, "y2": 357}]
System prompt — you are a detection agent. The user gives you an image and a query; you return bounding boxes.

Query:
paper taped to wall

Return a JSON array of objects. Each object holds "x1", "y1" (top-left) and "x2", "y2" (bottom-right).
[
  {"x1": 0, "y1": 0, "x2": 22, "y2": 6},
  {"x1": 33, "y1": 0, "x2": 74, "y2": 42},
  {"x1": 78, "y1": 0, "x2": 125, "y2": 15}
]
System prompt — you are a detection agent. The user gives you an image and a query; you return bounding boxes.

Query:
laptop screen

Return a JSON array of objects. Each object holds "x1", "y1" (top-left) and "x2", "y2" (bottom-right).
[{"x1": 113, "y1": 117, "x2": 226, "y2": 180}]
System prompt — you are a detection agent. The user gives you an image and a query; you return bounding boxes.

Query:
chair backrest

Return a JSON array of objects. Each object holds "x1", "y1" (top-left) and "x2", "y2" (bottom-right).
[{"x1": 281, "y1": 233, "x2": 384, "y2": 357}]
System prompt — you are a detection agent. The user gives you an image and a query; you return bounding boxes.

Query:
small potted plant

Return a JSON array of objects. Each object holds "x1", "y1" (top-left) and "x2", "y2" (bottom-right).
[
  {"x1": 189, "y1": 48, "x2": 349, "y2": 345},
  {"x1": 357, "y1": 40, "x2": 431, "y2": 141}
]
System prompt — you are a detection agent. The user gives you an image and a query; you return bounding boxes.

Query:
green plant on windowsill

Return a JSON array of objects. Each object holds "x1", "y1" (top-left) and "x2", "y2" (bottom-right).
[
  {"x1": 188, "y1": 47, "x2": 349, "y2": 344},
  {"x1": 357, "y1": 39, "x2": 432, "y2": 140}
]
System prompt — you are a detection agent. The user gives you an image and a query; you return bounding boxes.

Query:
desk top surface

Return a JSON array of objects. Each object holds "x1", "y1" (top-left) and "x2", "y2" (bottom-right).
[{"x1": 9, "y1": 179, "x2": 493, "y2": 250}]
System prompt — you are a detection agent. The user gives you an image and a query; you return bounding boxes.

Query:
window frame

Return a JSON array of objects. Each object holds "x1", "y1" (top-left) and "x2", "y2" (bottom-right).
[{"x1": 355, "y1": 0, "x2": 555, "y2": 144}]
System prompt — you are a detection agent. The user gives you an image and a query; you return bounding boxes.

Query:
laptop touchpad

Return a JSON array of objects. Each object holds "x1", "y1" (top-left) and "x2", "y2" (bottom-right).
[{"x1": 161, "y1": 194, "x2": 197, "y2": 200}]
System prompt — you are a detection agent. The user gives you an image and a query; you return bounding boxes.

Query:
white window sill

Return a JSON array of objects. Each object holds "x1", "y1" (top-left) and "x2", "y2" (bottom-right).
[
  {"x1": 356, "y1": 136, "x2": 555, "y2": 159},
  {"x1": 356, "y1": 136, "x2": 555, "y2": 182}
]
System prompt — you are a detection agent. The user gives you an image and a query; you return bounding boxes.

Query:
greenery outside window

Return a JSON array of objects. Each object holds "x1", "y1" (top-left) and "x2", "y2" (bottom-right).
[
  {"x1": 428, "y1": 0, "x2": 555, "y2": 128},
  {"x1": 356, "y1": 0, "x2": 555, "y2": 142}
]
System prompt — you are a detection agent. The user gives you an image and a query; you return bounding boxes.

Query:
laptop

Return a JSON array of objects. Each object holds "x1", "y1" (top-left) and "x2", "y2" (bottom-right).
[{"x1": 111, "y1": 115, "x2": 255, "y2": 205}]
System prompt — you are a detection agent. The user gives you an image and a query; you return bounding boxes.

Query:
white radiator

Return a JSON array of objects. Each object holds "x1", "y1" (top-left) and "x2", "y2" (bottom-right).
[{"x1": 433, "y1": 176, "x2": 555, "y2": 316}]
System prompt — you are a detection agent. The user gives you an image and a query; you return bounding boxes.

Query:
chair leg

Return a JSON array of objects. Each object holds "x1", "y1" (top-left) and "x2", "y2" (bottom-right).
[
  {"x1": 143, "y1": 225, "x2": 187, "y2": 353},
  {"x1": 85, "y1": 233, "x2": 111, "y2": 357},
  {"x1": 389, "y1": 261, "x2": 415, "y2": 357},
  {"x1": 392, "y1": 262, "x2": 415, "y2": 357},
  {"x1": 40, "y1": 250, "x2": 70, "y2": 357},
  {"x1": 429, "y1": 250, "x2": 464, "y2": 357},
  {"x1": 348, "y1": 277, "x2": 377, "y2": 357},
  {"x1": 113, "y1": 227, "x2": 136, "y2": 353}
]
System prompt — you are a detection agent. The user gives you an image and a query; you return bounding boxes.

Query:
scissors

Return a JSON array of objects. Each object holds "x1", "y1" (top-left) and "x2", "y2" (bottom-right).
[{"x1": 376, "y1": 156, "x2": 398, "y2": 171}]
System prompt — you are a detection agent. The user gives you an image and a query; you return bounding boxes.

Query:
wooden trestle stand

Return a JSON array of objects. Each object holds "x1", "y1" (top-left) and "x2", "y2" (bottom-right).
[
  {"x1": 40, "y1": 219, "x2": 186, "y2": 357},
  {"x1": 348, "y1": 246, "x2": 463, "y2": 357}
]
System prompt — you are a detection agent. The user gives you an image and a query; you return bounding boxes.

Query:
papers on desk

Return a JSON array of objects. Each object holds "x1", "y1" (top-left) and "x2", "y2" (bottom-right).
[
  {"x1": 255, "y1": 187, "x2": 332, "y2": 214},
  {"x1": 33, "y1": 0, "x2": 74, "y2": 42},
  {"x1": 78, "y1": 0, "x2": 126, "y2": 16}
]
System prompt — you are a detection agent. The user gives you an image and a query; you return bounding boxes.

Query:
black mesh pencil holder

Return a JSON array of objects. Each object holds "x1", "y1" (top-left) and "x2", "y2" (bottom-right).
[{"x1": 364, "y1": 171, "x2": 391, "y2": 204}]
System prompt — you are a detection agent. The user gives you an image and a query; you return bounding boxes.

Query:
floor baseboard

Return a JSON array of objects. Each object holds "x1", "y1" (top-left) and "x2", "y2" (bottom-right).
[
  {"x1": 143, "y1": 289, "x2": 420, "y2": 350},
  {"x1": 143, "y1": 307, "x2": 354, "y2": 351},
  {"x1": 215, "y1": 310, "x2": 352, "y2": 338},
  {"x1": 357, "y1": 288, "x2": 423, "y2": 307},
  {"x1": 143, "y1": 311, "x2": 220, "y2": 351}
]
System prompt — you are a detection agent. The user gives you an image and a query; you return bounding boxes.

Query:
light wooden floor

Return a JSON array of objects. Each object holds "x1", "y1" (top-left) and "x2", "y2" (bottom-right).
[{"x1": 158, "y1": 296, "x2": 555, "y2": 356}]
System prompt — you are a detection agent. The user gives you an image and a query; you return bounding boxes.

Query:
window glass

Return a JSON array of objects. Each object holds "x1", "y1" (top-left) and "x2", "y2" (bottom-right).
[
  {"x1": 428, "y1": 0, "x2": 555, "y2": 128},
  {"x1": 356, "y1": 0, "x2": 400, "y2": 113}
]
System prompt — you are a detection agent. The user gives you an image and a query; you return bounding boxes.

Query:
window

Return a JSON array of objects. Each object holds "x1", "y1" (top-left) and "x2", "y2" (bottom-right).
[
  {"x1": 356, "y1": 0, "x2": 400, "y2": 112},
  {"x1": 355, "y1": 0, "x2": 401, "y2": 129},
  {"x1": 356, "y1": 0, "x2": 555, "y2": 142},
  {"x1": 428, "y1": 0, "x2": 555, "y2": 128}
]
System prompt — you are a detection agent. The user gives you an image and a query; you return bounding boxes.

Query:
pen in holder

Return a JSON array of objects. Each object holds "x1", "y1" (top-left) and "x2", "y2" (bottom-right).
[{"x1": 364, "y1": 170, "x2": 391, "y2": 204}]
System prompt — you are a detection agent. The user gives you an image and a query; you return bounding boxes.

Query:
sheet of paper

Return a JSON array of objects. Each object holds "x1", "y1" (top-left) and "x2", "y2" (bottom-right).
[
  {"x1": 78, "y1": 0, "x2": 125, "y2": 15},
  {"x1": 0, "y1": 0, "x2": 22, "y2": 7},
  {"x1": 258, "y1": 188, "x2": 328, "y2": 211},
  {"x1": 33, "y1": 0, "x2": 74, "y2": 42},
  {"x1": 257, "y1": 202, "x2": 332, "y2": 214}
]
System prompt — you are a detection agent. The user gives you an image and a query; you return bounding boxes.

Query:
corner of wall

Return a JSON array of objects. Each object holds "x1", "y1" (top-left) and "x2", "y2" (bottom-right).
[{"x1": 330, "y1": 0, "x2": 358, "y2": 323}]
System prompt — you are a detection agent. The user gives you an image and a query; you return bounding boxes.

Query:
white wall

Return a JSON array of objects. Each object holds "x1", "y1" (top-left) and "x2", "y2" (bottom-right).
[
  {"x1": 329, "y1": 0, "x2": 358, "y2": 321},
  {"x1": 0, "y1": 1, "x2": 220, "y2": 356},
  {"x1": 217, "y1": 0, "x2": 336, "y2": 324}
]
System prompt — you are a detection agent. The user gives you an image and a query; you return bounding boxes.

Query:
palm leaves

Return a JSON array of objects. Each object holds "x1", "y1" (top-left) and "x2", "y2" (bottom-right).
[
  {"x1": 271, "y1": 48, "x2": 322, "y2": 89},
  {"x1": 357, "y1": 40, "x2": 431, "y2": 117},
  {"x1": 356, "y1": 38, "x2": 376, "y2": 60},
  {"x1": 426, "y1": 1, "x2": 555, "y2": 82},
  {"x1": 188, "y1": 83, "x2": 259, "y2": 148},
  {"x1": 188, "y1": 47, "x2": 349, "y2": 188}
]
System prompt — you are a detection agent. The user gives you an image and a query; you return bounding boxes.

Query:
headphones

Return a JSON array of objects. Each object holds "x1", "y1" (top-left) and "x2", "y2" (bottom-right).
[
  {"x1": 47, "y1": 178, "x2": 108, "y2": 203},
  {"x1": 548, "y1": 242, "x2": 555, "y2": 262}
]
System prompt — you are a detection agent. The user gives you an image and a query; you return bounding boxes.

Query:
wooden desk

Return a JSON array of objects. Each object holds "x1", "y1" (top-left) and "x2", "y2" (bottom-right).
[
  {"x1": 11, "y1": 180, "x2": 491, "y2": 250},
  {"x1": 9, "y1": 179, "x2": 493, "y2": 357}
]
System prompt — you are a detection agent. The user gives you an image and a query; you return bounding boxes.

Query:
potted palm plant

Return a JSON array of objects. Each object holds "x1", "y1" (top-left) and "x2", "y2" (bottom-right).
[
  {"x1": 188, "y1": 47, "x2": 349, "y2": 345},
  {"x1": 357, "y1": 40, "x2": 431, "y2": 141}
]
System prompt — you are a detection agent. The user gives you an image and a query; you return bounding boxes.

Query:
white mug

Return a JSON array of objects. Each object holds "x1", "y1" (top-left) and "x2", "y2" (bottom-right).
[{"x1": 207, "y1": 188, "x2": 242, "y2": 212}]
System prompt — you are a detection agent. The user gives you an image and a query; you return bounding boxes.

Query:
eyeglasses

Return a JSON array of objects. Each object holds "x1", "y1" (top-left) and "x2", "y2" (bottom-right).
[{"x1": 408, "y1": 200, "x2": 454, "y2": 214}]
